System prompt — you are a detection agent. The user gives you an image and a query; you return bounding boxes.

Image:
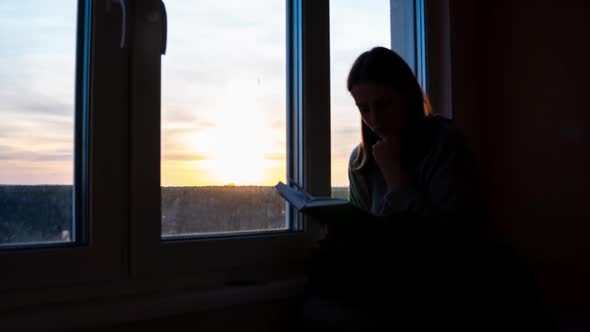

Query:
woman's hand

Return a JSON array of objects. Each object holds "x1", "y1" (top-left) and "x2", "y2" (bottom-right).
[{"x1": 372, "y1": 136, "x2": 408, "y2": 192}]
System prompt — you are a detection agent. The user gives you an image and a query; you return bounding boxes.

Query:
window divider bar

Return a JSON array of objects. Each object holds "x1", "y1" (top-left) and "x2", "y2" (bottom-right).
[
  {"x1": 391, "y1": 0, "x2": 427, "y2": 89},
  {"x1": 287, "y1": 0, "x2": 303, "y2": 231},
  {"x1": 300, "y1": 0, "x2": 330, "y2": 238}
]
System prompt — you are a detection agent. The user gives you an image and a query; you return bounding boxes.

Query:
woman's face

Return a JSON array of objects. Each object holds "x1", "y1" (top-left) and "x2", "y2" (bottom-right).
[{"x1": 350, "y1": 82, "x2": 408, "y2": 139}]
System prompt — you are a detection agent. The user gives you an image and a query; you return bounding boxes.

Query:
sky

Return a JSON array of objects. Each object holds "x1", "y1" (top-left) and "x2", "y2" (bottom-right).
[{"x1": 0, "y1": 0, "x2": 389, "y2": 187}]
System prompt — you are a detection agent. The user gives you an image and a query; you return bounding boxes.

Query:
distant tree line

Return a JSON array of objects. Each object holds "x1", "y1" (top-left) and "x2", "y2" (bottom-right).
[
  {"x1": 161, "y1": 186, "x2": 287, "y2": 235},
  {"x1": 0, "y1": 185, "x2": 350, "y2": 244},
  {"x1": 0, "y1": 185, "x2": 72, "y2": 245}
]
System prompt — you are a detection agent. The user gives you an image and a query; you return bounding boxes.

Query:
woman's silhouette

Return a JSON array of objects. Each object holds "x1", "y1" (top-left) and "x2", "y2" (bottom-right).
[{"x1": 304, "y1": 47, "x2": 552, "y2": 331}]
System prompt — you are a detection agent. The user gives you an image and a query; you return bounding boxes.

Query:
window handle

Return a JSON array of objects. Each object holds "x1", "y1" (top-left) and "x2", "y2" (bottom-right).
[
  {"x1": 143, "y1": 0, "x2": 168, "y2": 55},
  {"x1": 118, "y1": 0, "x2": 127, "y2": 48},
  {"x1": 160, "y1": 1, "x2": 167, "y2": 55},
  {"x1": 105, "y1": 0, "x2": 128, "y2": 48}
]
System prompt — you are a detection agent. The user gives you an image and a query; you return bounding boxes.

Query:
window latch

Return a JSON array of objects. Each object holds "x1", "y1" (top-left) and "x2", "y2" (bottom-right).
[
  {"x1": 142, "y1": 0, "x2": 168, "y2": 55},
  {"x1": 118, "y1": 0, "x2": 127, "y2": 48},
  {"x1": 105, "y1": 0, "x2": 127, "y2": 48},
  {"x1": 160, "y1": 1, "x2": 167, "y2": 55},
  {"x1": 107, "y1": 0, "x2": 166, "y2": 54}
]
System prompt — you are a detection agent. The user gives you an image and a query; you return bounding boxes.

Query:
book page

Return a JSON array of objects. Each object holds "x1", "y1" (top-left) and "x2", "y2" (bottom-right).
[{"x1": 273, "y1": 181, "x2": 308, "y2": 210}]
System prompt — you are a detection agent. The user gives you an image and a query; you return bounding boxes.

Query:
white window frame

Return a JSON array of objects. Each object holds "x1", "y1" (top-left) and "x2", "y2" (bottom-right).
[
  {"x1": 0, "y1": 0, "x2": 438, "y2": 328},
  {"x1": 127, "y1": 0, "x2": 312, "y2": 280},
  {"x1": 423, "y1": 0, "x2": 453, "y2": 118},
  {"x1": 391, "y1": 0, "x2": 427, "y2": 88},
  {"x1": 392, "y1": 0, "x2": 453, "y2": 118},
  {"x1": 0, "y1": 0, "x2": 127, "y2": 296}
]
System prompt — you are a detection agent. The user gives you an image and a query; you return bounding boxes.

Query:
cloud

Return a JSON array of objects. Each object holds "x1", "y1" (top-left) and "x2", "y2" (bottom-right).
[
  {"x1": 31, "y1": 153, "x2": 73, "y2": 162},
  {"x1": 264, "y1": 152, "x2": 286, "y2": 161},
  {"x1": 0, "y1": 93, "x2": 73, "y2": 117},
  {"x1": 0, "y1": 113, "x2": 73, "y2": 146},
  {"x1": 333, "y1": 126, "x2": 360, "y2": 140},
  {"x1": 162, "y1": 152, "x2": 210, "y2": 161},
  {"x1": 331, "y1": 124, "x2": 362, "y2": 166},
  {"x1": 0, "y1": 144, "x2": 71, "y2": 162},
  {"x1": 161, "y1": 104, "x2": 217, "y2": 128}
]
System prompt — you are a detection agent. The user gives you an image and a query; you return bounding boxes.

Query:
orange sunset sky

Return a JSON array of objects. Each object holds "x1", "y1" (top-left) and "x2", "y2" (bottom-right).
[{"x1": 0, "y1": 0, "x2": 389, "y2": 187}]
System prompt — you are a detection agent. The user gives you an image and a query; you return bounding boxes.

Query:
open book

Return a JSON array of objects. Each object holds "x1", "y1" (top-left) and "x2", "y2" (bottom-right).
[{"x1": 272, "y1": 181, "x2": 370, "y2": 222}]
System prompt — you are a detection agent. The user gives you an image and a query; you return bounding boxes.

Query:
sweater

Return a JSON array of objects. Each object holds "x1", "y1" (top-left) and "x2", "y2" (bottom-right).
[{"x1": 348, "y1": 115, "x2": 482, "y2": 217}]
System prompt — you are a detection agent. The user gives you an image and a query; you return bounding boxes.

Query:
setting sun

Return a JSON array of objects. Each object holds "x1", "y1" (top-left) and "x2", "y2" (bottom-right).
[{"x1": 187, "y1": 108, "x2": 284, "y2": 186}]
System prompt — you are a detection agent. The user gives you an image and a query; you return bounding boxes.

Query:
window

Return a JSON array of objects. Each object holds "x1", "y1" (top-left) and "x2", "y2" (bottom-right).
[
  {"x1": 0, "y1": 0, "x2": 126, "y2": 292},
  {"x1": 0, "y1": 0, "x2": 432, "y2": 326},
  {"x1": 0, "y1": 0, "x2": 81, "y2": 247},
  {"x1": 390, "y1": 0, "x2": 427, "y2": 87},
  {"x1": 329, "y1": 0, "x2": 391, "y2": 198},
  {"x1": 128, "y1": 0, "x2": 302, "y2": 277},
  {"x1": 329, "y1": 0, "x2": 428, "y2": 199},
  {"x1": 160, "y1": 0, "x2": 288, "y2": 238}
]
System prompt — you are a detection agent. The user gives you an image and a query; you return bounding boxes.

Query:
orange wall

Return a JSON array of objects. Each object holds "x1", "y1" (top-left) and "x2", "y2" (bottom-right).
[{"x1": 450, "y1": 0, "x2": 590, "y2": 310}]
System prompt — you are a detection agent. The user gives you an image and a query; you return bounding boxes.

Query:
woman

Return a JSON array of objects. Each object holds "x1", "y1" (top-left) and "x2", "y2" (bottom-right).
[
  {"x1": 304, "y1": 47, "x2": 550, "y2": 331},
  {"x1": 347, "y1": 46, "x2": 481, "y2": 218}
]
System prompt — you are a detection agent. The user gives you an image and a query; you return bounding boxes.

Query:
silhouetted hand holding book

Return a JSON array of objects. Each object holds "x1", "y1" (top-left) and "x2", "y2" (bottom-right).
[{"x1": 272, "y1": 181, "x2": 371, "y2": 224}]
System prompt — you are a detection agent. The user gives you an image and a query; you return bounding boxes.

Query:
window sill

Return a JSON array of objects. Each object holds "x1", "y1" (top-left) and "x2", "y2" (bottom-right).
[{"x1": 0, "y1": 276, "x2": 306, "y2": 329}]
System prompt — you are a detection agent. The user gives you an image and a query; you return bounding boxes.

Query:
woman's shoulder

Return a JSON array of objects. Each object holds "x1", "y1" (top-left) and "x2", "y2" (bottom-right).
[
  {"x1": 348, "y1": 143, "x2": 376, "y2": 173},
  {"x1": 422, "y1": 115, "x2": 478, "y2": 174},
  {"x1": 426, "y1": 114, "x2": 452, "y2": 134},
  {"x1": 349, "y1": 144, "x2": 363, "y2": 168},
  {"x1": 349, "y1": 144, "x2": 360, "y2": 162},
  {"x1": 425, "y1": 115, "x2": 466, "y2": 148}
]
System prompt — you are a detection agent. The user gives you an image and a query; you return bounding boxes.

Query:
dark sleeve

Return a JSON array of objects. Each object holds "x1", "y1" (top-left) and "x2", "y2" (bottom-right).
[{"x1": 379, "y1": 127, "x2": 482, "y2": 218}]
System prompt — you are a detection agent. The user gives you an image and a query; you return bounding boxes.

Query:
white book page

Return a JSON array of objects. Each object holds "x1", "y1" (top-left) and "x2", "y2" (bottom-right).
[{"x1": 273, "y1": 181, "x2": 308, "y2": 210}]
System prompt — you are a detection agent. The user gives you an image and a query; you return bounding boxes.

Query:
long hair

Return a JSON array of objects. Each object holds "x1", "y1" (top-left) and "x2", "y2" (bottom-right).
[{"x1": 348, "y1": 47, "x2": 433, "y2": 173}]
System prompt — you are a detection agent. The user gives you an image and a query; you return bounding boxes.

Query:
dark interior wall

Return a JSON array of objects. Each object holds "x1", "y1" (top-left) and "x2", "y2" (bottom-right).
[{"x1": 449, "y1": 0, "x2": 590, "y2": 312}]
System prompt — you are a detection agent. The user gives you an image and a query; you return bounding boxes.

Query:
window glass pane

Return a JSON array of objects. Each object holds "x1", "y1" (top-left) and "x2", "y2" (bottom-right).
[
  {"x1": 330, "y1": 0, "x2": 390, "y2": 199},
  {"x1": 0, "y1": 0, "x2": 78, "y2": 246},
  {"x1": 161, "y1": 0, "x2": 287, "y2": 237}
]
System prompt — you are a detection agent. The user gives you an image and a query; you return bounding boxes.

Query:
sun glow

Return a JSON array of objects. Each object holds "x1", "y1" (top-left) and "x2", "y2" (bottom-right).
[{"x1": 188, "y1": 109, "x2": 284, "y2": 186}]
